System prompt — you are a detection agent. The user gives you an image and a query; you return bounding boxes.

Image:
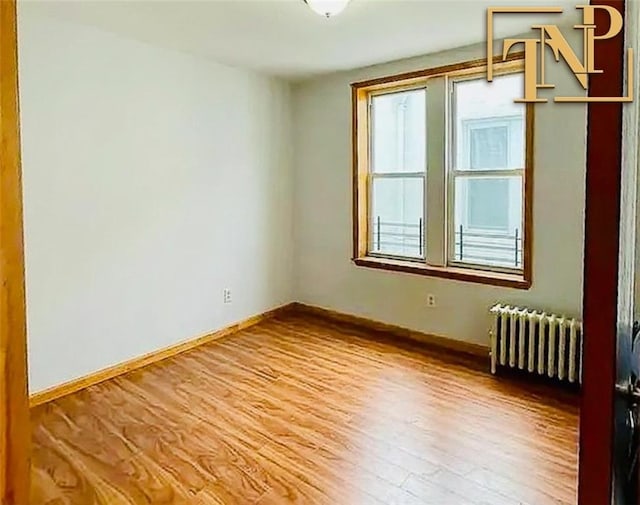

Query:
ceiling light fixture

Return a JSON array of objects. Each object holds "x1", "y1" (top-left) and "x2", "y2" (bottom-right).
[{"x1": 303, "y1": 0, "x2": 351, "y2": 18}]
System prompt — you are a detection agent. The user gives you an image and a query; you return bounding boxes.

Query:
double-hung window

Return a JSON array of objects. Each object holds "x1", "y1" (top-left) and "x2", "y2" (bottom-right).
[
  {"x1": 352, "y1": 56, "x2": 532, "y2": 288},
  {"x1": 369, "y1": 87, "x2": 426, "y2": 260},
  {"x1": 449, "y1": 74, "x2": 526, "y2": 271}
]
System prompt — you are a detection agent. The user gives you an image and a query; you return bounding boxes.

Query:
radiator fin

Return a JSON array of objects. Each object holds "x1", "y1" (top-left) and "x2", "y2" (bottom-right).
[
  {"x1": 509, "y1": 308, "x2": 518, "y2": 367},
  {"x1": 568, "y1": 320, "x2": 577, "y2": 383},
  {"x1": 517, "y1": 311, "x2": 526, "y2": 370},
  {"x1": 557, "y1": 317, "x2": 566, "y2": 381},
  {"x1": 547, "y1": 315, "x2": 556, "y2": 378},
  {"x1": 537, "y1": 315, "x2": 547, "y2": 376},
  {"x1": 499, "y1": 309, "x2": 509, "y2": 366},
  {"x1": 527, "y1": 312, "x2": 537, "y2": 373}
]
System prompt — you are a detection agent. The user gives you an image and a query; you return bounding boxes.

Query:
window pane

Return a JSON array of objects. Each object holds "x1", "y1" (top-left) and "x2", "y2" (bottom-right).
[
  {"x1": 453, "y1": 175, "x2": 523, "y2": 269},
  {"x1": 370, "y1": 177, "x2": 424, "y2": 258},
  {"x1": 371, "y1": 88, "x2": 426, "y2": 173},
  {"x1": 468, "y1": 178, "x2": 510, "y2": 230},
  {"x1": 470, "y1": 126, "x2": 508, "y2": 169},
  {"x1": 453, "y1": 74, "x2": 525, "y2": 170}
]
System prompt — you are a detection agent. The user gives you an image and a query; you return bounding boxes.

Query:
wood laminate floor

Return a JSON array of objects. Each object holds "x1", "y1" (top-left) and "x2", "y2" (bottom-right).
[{"x1": 30, "y1": 313, "x2": 579, "y2": 505}]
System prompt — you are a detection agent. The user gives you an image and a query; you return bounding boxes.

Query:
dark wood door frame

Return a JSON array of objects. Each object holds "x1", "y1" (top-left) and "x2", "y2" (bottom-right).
[
  {"x1": 578, "y1": 0, "x2": 627, "y2": 503},
  {"x1": 0, "y1": 0, "x2": 31, "y2": 503}
]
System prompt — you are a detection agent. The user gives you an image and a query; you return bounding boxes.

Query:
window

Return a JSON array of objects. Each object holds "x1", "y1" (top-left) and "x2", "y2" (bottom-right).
[
  {"x1": 450, "y1": 74, "x2": 525, "y2": 270},
  {"x1": 352, "y1": 56, "x2": 532, "y2": 288},
  {"x1": 369, "y1": 88, "x2": 426, "y2": 259}
]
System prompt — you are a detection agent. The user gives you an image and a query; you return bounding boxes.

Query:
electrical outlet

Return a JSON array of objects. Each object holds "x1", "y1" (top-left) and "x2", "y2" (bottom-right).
[
  {"x1": 223, "y1": 288, "x2": 232, "y2": 304},
  {"x1": 427, "y1": 294, "x2": 436, "y2": 307}
]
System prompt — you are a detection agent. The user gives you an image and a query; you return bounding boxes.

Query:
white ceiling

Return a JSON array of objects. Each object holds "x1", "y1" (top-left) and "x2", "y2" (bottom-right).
[{"x1": 23, "y1": 0, "x2": 580, "y2": 79}]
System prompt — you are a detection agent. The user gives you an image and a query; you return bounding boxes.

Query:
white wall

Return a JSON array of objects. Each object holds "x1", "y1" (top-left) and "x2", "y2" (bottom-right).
[
  {"x1": 292, "y1": 42, "x2": 587, "y2": 346},
  {"x1": 18, "y1": 8, "x2": 293, "y2": 393}
]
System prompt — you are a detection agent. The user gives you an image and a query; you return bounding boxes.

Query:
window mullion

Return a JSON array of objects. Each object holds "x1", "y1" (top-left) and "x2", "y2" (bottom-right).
[{"x1": 425, "y1": 76, "x2": 447, "y2": 268}]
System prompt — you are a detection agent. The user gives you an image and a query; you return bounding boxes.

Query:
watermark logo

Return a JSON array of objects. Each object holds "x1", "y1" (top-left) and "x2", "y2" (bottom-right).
[{"x1": 487, "y1": 6, "x2": 633, "y2": 102}]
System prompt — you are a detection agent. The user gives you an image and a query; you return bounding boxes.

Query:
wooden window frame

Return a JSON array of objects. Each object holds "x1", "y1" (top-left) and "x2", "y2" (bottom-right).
[
  {"x1": 351, "y1": 53, "x2": 533, "y2": 290},
  {"x1": 447, "y1": 72, "x2": 529, "y2": 276},
  {"x1": 367, "y1": 84, "x2": 427, "y2": 262}
]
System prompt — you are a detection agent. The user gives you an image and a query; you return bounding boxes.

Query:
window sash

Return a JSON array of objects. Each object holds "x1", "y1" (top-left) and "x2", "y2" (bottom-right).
[
  {"x1": 369, "y1": 85, "x2": 427, "y2": 176},
  {"x1": 446, "y1": 171, "x2": 525, "y2": 273},
  {"x1": 367, "y1": 172, "x2": 426, "y2": 260}
]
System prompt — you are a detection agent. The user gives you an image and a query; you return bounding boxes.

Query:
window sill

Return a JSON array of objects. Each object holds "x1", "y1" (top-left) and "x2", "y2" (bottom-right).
[{"x1": 352, "y1": 256, "x2": 531, "y2": 289}]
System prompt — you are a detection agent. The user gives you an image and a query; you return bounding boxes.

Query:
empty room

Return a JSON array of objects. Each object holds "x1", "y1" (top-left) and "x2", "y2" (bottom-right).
[{"x1": 1, "y1": 0, "x2": 638, "y2": 504}]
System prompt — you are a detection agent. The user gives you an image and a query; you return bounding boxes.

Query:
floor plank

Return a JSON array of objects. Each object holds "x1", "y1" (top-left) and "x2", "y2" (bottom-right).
[{"x1": 30, "y1": 313, "x2": 579, "y2": 504}]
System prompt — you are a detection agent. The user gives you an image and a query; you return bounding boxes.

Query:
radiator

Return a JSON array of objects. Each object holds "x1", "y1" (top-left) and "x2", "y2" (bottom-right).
[{"x1": 489, "y1": 304, "x2": 583, "y2": 384}]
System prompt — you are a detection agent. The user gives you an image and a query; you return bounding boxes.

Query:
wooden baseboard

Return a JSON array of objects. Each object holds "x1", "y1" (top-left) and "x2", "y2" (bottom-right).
[
  {"x1": 30, "y1": 301, "x2": 487, "y2": 407},
  {"x1": 29, "y1": 303, "x2": 295, "y2": 408},
  {"x1": 290, "y1": 302, "x2": 489, "y2": 359}
]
